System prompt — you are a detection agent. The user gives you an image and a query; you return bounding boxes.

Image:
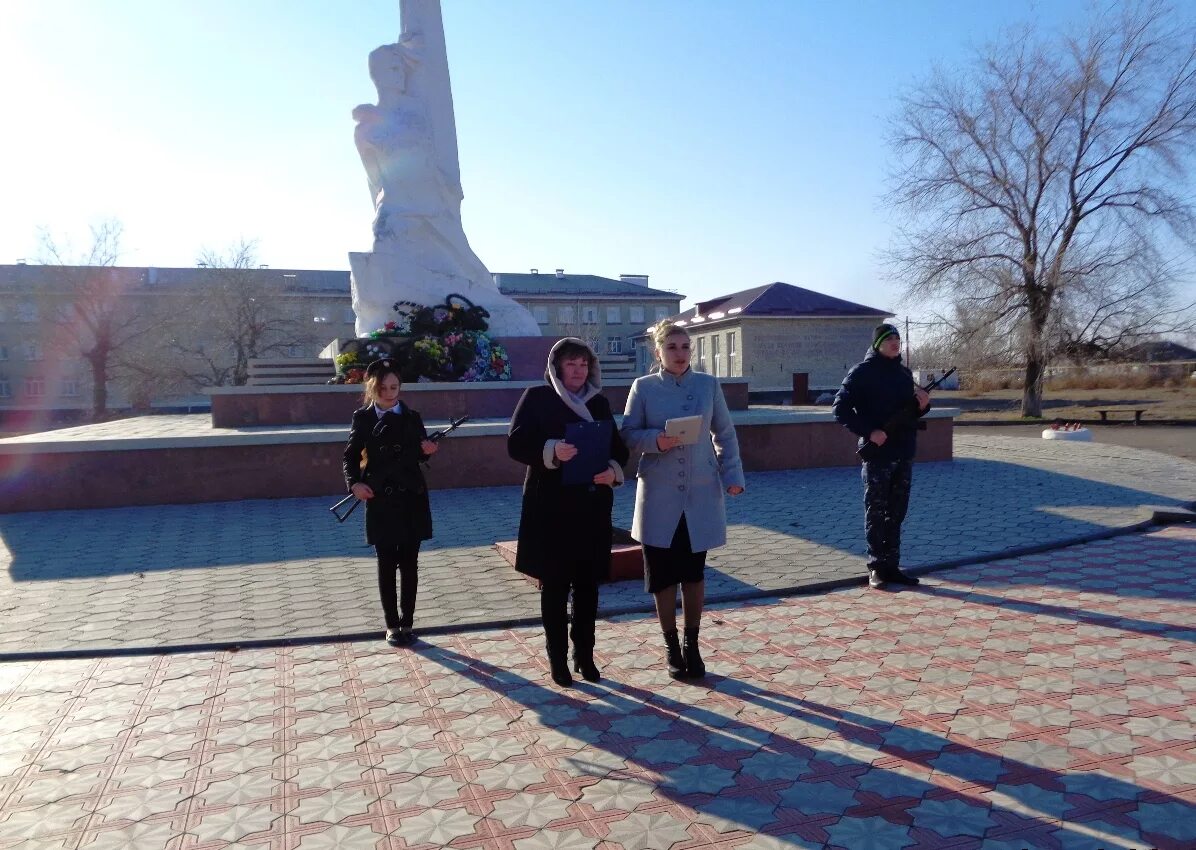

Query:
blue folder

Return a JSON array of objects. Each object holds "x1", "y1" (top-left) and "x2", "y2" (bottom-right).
[{"x1": 562, "y1": 420, "x2": 613, "y2": 485}]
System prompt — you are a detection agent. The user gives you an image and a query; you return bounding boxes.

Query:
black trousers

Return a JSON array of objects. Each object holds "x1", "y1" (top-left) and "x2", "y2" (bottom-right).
[
  {"x1": 862, "y1": 458, "x2": 912, "y2": 573},
  {"x1": 540, "y1": 578, "x2": 599, "y2": 660},
  {"x1": 375, "y1": 542, "x2": 421, "y2": 630}
]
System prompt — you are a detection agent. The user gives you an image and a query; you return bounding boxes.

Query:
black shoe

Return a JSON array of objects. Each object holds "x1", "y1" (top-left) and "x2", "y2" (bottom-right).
[
  {"x1": 573, "y1": 655, "x2": 601, "y2": 683},
  {"x1": 385, "y1": 629, "x2": 402, "y2": 647},
  {"x1": 682, "y1": 627, "x2": 705, "y2": 679},
  {"x1": 868, "y1": 569, "x2": 888, "y2": 590},
  {"x1": 663, "y1": 629, "x2": 685, "y2": 680},
  {"x1": 887, "y1": 568, "x2": 920, "y2": 586},
  {"x1": 548, "y1": 654, "x2": 574, "y2": 687}
]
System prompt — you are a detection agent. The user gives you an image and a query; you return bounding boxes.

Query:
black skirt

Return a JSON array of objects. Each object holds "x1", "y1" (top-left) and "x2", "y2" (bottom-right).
[{"x1": 642, "y1": 514, "x2": 708, "y2": 593}]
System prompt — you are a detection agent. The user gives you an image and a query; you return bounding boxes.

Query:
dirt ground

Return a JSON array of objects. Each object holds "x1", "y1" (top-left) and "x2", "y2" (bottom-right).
[
  {"x1": 937, "y1": 384, "x2": 1196, "y2": 422},
  {"x1": 957, "y1": 423, "x2": 1196, "y2": 462}
]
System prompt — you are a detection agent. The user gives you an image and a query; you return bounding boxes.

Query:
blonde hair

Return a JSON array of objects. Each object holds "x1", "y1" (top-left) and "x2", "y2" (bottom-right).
[
  {"x1": 362, "y1": 362, "x2": 402, "y2": 406},
  {"x1": 651, "y1": 322, "x2": 690, "y2": 364}
]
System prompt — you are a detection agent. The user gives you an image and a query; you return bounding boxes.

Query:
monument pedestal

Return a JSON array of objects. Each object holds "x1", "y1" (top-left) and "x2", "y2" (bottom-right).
[{"x1": 493, "y1": 536, "x2": 645, "y2": 583}]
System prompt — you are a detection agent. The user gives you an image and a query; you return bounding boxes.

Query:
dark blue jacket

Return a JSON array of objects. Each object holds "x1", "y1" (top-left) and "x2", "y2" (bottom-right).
[{"x1": 832, "y1": 349, "x2": 928, "y2": 462}]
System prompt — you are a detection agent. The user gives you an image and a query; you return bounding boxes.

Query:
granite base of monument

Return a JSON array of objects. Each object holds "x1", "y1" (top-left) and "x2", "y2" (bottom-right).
[
  {"x1": 0, "y1": 409, "x2": 956, "y2": 513},
  {"x1": 493, "y1": 537, "x2": 645, "y2": 583}
]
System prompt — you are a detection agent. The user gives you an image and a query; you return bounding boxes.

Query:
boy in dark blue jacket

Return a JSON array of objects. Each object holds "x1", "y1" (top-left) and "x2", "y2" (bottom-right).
[{"x1": 832, "y1": 324, "x2": 931, "y2": 589}]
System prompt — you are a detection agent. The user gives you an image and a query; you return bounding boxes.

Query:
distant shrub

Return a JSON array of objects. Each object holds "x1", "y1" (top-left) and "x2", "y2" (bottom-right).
[{"x1": 956, "y1": 362, "x2": 1193, "y2": 392}]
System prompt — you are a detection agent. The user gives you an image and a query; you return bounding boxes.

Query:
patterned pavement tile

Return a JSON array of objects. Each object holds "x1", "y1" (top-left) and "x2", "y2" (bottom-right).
[
  {"x1": 0, "y1": 524, "x2": 1193, "y2": 850},
  {"x1": 600, "y1": 810, "x2": 693, "y2": 850},
  {"x1": 189, "y1": 802, "x2": 278, "y2": 843}
]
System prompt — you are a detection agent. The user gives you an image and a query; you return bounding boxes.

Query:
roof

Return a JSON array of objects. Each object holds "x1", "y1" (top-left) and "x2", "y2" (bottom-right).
[
  {"x1": 1122, "y1": 340, "x2": 1196, "y2": 362},
  {"x1": 494, "y1": 272, "x2": 680, "y2": 299},
  {"x1": 666, "y1": 282, "x2": 890, "y2": 326},
  {"x1": 0, "y1": 264, "x2": 351, "y2": 295}
]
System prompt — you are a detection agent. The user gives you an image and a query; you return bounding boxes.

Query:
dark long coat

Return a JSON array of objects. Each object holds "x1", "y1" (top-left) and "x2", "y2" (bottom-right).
[
  {"x1": 343, "y1": 404, "x2": 433, "y2": 548},
  {"x1": 507, "y1": 385, "x2": 629, "y2": 584}
]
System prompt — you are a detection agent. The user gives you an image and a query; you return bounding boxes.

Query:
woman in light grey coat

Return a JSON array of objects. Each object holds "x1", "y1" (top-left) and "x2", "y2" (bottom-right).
[{"x1": 620, "y1": 322, "x2": 745, "y2": 679}]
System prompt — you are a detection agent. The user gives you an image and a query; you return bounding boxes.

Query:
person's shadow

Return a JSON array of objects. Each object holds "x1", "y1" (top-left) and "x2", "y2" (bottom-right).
[{"x1": 414, "y1": 644, "x2": 1194, "y2": 848}]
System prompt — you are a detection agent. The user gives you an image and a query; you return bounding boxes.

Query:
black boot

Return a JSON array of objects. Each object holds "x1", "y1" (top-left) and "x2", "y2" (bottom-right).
[
  {"x1": 542, "y1": 582, "x2": 573, "y2": 687},
  {"x1": 571, "y1": 581, "x2": 600, "y2": 682},
  {"x1": 683, "y1": 627, "x2": 705, "y2": 679},
  {"x1": 572, "y1": 651, "x2": 601, "y2": 683},
  {"x1": 663, "y1": 628, "x2": 685, "y2": 680},
  {"x1": 548, "y1": 650, "x2": 574, "y2": 687}
]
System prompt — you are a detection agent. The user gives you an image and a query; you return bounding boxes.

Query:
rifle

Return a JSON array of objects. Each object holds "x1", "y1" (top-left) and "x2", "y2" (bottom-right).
[
  {"x1": 329, "y1": 415, "x2": 471, "y2": 523},
  {"x1": 427, "y1": 415, "x2": 470, "y2": 443},
  {"x1": 857, "y1": 367, "x2": 956, "y2": 462}
]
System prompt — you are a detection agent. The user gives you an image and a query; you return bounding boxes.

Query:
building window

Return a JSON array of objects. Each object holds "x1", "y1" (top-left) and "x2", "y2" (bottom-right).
[
  {"x1": 727, "y1": 332, "x2": 736, "y2": 374},
  {"x1": 0, "y1": 345, "x2": 7, "y2": 361},
  {"x1": 24, "y1": 377, "x2": 45, "y2": 398},
  {"x1": 18, "y1": 302, "x2": 38, "y2": 322},
  {"x1": 711, "y1": 334, "x2": 721, "y2": 377},
  {"x1": 629, "y1": 306, "x2": 645, "y2": 324},
  {"x1": 582, "y1": 305, "x2": 599, "y2": 324},
  {"x1": 606, "y1": 306, "x2": 621, "y2": 324},
  {"x1": 558, "y1": 305, "x2": 574, "y2": 324},
  {"x1": 607, "y1": 336, "x2": 622, "y2": 354},
  {"x1": 696, "y1": 337, "x2": 706, "y2": 372},
  {"x1": 532, "y1": 305, "x2": 549, "y2": 324},
  {"x1": 654, "y1": 307, "x2": 669, "y2": 322},
  {"x1": 342, "y1": 308, "x2": 356, "y2": 324},
  {"x1": 0, "y1": 379, "x2": 9, "y2": 399},
  {"x1": 23, "y1": 342, "x2": 43, "y2": 362},
  {"x1": 60, "y1": 379, "x2": 79, "y2": 398}
]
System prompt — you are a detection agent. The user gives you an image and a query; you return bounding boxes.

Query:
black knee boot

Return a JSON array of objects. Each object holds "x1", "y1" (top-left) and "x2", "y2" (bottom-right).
[
  {"x1": 683, "y1": 627, "x2": 705, "y2": 679},
  {"x1": 541, "y1": 582, "x2": 573, "y2": 687},
  {"x1": 663, "y1": 628, "x2": 685, "y2": 680},
  {"x1": 570, "y1": 581, "x2": 601, "y2": 682}
]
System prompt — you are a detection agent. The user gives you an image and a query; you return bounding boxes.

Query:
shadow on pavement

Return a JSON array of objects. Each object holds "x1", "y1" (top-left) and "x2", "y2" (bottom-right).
[{"x1": 417, "y1": 644, "x2": 1192, "y2": 848}]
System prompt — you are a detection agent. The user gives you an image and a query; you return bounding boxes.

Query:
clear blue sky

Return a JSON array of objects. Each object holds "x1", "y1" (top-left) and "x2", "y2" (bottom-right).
[{"x1": 1, "y1": 0, "x2": 1120, "y2": 317}]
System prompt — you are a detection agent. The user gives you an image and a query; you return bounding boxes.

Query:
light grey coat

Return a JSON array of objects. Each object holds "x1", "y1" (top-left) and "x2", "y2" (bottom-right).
[{"x1": 620, "y1": 369, "x2": 745, "y2": 551}]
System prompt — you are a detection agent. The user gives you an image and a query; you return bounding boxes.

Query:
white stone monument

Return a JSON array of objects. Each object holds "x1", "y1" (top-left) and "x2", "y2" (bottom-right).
[{"x1": 349, "y1": 0, "x2": 539, "y2": 337}]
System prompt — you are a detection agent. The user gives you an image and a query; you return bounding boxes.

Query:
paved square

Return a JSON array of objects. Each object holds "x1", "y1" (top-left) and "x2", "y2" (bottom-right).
[{"x1": 1, "y1": 525, "x2": 1193, "y2": 849}]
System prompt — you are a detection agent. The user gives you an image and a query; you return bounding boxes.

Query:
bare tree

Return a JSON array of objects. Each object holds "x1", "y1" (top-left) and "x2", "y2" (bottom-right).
[
  {"x1": 36, "y1": 219, "x2": 159, "y2": 420},
  {"x1": 1052, "y1": 245, "x2": 1195, "y2": 360},
  {"x1": 887, "y1": 1, "x2": 1196, "y2": 416},
  {"x1": 166, "y1": 240, "x2": 316, "y2": 386}
]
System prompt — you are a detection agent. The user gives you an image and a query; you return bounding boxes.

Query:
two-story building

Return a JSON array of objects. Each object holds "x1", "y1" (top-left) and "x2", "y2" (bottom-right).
[
  {"x1": 642, "y1": 281, "x2": 892, "y2": 396},
  {"x1": 0, "y1": 263, "x2": 351, "y2": 423},
  {"x1": 494, "y1": 269, "x2": 683, "y2": 378},
  {"x1": 1, "y1": 263, "x2": 682, "y2": 421}
]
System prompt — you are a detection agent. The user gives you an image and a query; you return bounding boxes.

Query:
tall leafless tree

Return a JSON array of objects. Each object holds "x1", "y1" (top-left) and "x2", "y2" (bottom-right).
[
  {"x1": 166, "y1": 240, "x2": 315, "y2": 386},
  {"x1": 887, "y1": 1, "x2": 1196, "y2": 416},
  {"x1": 36, "y1": 219, "x2": 159, "y2": 420}
]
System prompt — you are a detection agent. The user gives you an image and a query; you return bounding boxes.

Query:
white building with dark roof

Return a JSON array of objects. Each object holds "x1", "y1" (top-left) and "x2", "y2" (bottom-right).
[
  {"x1": 494, "y1": 269, "x2": 683, "y2": 377},
  {"x1": 645, "y1": 281, "x2": 892, "y2": 394}
]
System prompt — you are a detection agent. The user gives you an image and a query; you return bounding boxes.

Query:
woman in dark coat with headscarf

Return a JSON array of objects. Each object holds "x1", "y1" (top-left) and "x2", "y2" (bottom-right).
[
  {"x1": 508, "y1": 338, "x2": 629, "y2": 687},
  {"x1": 343, "y1": 358, "x2": 437, "y2": 647}
]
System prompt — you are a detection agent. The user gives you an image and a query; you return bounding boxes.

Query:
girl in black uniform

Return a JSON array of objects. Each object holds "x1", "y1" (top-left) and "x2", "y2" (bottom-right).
[{"x1": 343, "y1": 359, "x2": 437, "y2": 646}]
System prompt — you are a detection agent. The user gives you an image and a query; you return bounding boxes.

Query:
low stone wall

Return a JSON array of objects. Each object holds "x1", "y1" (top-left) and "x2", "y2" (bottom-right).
[
  {"x1": 0, "y1": 411, "x2": 953, "y2": 513},
  {"x1": 209, "y1": 378, "x2": 751, "y2": 428}
]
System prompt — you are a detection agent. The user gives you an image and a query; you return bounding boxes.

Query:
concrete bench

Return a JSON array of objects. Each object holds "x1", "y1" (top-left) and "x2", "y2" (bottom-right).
[
  {"x1": 247, "y1": 358, "x2": 335, "y2": 386},
  {"x1": 1096, "y1": 408, "x2": 1147, "y2": 424}
]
